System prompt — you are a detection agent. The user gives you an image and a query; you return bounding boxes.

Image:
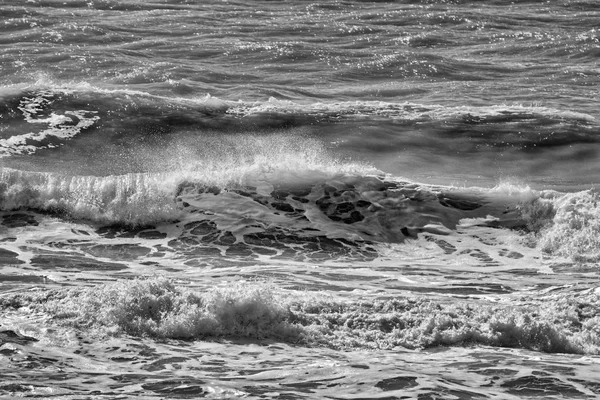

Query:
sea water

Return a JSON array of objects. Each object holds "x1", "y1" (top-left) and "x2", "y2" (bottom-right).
[{"x1": 1, "y1": 1, "x2": 600, "y2": 398}]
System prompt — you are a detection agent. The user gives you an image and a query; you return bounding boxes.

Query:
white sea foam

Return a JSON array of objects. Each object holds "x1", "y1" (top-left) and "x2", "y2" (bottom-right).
[
  {"x1": 537, "y1": 190, "x2": 600, "y2": 263},
  {"x1": 0, "y1": 168, "x2": 180, "y2": 226},
  {"x1": 225, "y1": 97, "x2": 596, "y2": 122},
  {"x1": 3, "y1": 277, "x2": 598, "y2": 355},
  {"x1": 0, "y1": 90, "x2": 99, "y2": 157}
]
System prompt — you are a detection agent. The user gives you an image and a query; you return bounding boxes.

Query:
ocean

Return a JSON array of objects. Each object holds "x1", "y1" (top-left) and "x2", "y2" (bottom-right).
[{"x1": 1, "y1": 0, "x2": 600, "y2": 398}]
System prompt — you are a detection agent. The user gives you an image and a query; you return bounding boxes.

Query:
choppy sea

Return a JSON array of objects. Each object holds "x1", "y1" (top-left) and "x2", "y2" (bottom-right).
[{"x1": 1, "y1": 0, "x2": 600, "y2": 398}]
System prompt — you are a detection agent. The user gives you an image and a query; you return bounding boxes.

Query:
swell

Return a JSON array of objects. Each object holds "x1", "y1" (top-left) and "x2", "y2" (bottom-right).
[{"x1": 1, "y1": 86, "x2": 597, "y2": 159}]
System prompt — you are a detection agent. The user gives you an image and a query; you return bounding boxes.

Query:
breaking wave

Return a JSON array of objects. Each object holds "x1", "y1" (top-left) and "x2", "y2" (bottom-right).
[
  {"x1": 0, "y1": 168, "x2": 180, "y2": 226},
  {"x1": 537, "y1": 190, "x2": 600, "y2": 263},
  {"x1": 3, "y1": 277, "x2": 599, "y2": 355},
  {"x1": 1, "y1": 165, "x2": 600, "y2": 264}
]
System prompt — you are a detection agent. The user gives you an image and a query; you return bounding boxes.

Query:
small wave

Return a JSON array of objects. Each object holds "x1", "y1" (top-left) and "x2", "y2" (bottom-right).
[
  {"x1": 3, "y1": 84, "x2": 595, "y2": 130},
  {"x1": 0, "y1": 89, "x2": 99, "y2": 157},
  {"x1": 3, "y1": 277, "x2": 599, "y2": 355}
]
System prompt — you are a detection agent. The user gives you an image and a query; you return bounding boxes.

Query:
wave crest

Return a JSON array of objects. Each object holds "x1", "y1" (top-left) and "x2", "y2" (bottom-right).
[{"x1": 0, "y1": 168, "x2": 180, "y2": 226}]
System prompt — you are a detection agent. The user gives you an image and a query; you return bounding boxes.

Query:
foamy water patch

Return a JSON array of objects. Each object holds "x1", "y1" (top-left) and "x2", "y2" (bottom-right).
[
  {"x1": 4, "y1": 277, "x2": 298, "y2": 341},
  {"x1": 537, "y1": 190, "x2": 600, "y2": 263},
  {"x1": 3, "y1": 278, "x2": 598, "y2": 355},
  {"x1": 225, "y1": 97, "x2": 597, "y2": 123}
]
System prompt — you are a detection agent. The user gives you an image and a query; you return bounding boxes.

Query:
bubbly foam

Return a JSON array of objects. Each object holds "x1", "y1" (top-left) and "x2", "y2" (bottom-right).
[
  {"x1": 225, "y1": 97, "x2": 596, "y2": 123},
  {"x1": 3, "y1": 277, "x2": 598, "y2": 355},
  {"x1": 7, "y1": 277, "x2": 297, "y2": 340},
  {"x1": 537, "y1": 190, "x2": 600, "y2": 263}
]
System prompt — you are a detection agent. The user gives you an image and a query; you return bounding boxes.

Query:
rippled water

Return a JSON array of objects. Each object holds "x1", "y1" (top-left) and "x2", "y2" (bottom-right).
[{"x1": 1, "y1": 1, "x2": 600, "y2": 399}]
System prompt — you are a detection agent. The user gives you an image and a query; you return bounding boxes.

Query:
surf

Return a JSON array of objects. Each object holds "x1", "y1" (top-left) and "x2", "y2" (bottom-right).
[
  {"x1": 2, "y1": 164, "x2": 598, "y2": 267},
  {"x1": 2, "y1": 276, "x2": 599, "y2": 355}
]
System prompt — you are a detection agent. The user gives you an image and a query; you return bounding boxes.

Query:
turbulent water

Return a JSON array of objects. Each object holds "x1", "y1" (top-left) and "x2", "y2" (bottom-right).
[{"x1": 1, "y1": 0, "x2": 600, "y2": 398}]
